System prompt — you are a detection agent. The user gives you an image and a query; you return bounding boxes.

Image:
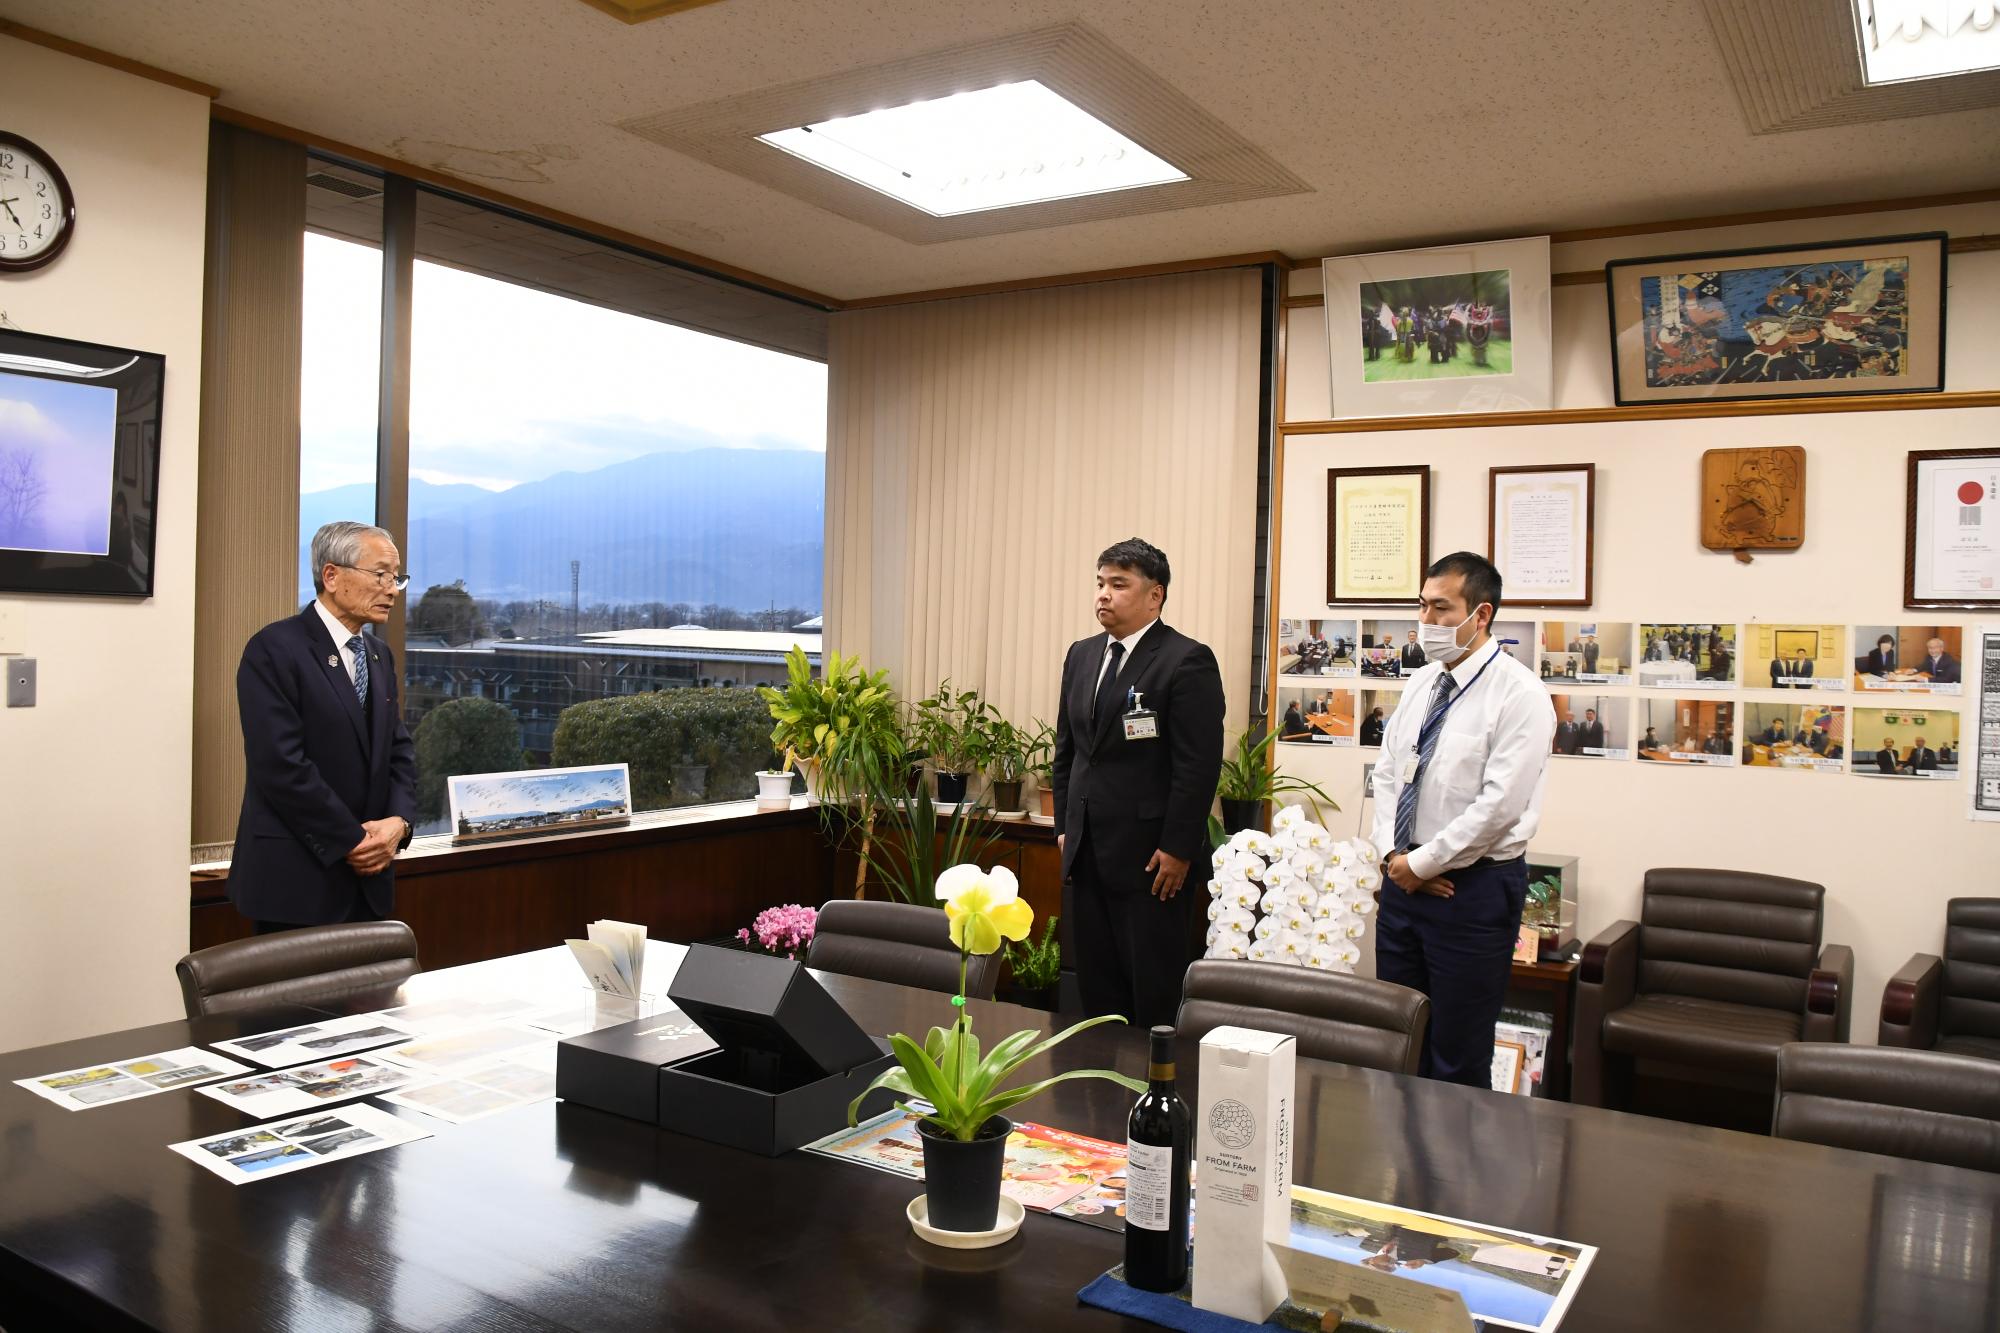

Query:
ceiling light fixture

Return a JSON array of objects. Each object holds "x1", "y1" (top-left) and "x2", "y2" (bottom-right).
[
  {"x1": 1852, "y1": 1, "x2": 2000, "y2": 84},
  {"x1": 756, "y1": 80, "x2": 1187, "y2": 217}
]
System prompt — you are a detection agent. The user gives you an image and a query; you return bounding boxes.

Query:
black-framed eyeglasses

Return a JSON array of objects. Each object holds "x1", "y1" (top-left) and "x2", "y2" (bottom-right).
[{"x1": 335, "y1": 564, "x2": 411, "y2": 592}]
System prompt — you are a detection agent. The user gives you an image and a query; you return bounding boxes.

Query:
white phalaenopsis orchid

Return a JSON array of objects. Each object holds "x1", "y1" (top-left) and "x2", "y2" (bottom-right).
[{"x1": 1201, "y1": 817, "x2": 1380, "y2": 977}]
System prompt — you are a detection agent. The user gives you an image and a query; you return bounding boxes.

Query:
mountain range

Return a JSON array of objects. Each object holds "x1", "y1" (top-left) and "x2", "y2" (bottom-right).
[{"x1": 300, "y1": 447, "x2": 824, "y2": 610}]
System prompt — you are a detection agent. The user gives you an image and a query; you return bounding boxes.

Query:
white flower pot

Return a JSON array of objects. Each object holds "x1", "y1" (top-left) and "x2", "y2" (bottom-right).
[{"x1": 755, "y1": 771, "x2": 795, "y2": 809}]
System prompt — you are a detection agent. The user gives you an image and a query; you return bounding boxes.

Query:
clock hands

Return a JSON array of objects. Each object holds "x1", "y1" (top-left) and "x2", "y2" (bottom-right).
[{"x1": 0, "y1": 199, "x2": 19, "y2": 228}]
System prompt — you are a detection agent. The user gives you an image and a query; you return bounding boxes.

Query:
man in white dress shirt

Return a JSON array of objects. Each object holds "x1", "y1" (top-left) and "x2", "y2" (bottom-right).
[{"x1": 1370, "y1": 552, "x2": 1554, "y2": 1086}]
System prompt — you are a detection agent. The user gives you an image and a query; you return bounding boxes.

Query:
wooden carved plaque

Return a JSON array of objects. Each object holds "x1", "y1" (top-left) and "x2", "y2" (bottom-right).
[{"x1": 1701, "y1": 446, "x2": 1805, "y2": 556}]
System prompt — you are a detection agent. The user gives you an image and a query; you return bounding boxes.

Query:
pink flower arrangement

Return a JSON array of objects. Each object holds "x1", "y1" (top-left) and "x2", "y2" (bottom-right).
[{"x1": 738, "y1": 903, "x2": 817, "y2": 959}]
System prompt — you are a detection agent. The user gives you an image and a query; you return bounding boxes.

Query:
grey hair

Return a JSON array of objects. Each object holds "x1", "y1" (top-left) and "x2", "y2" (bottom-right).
[{"x1": 310, "y1": 521, "x2": 395, "y2": 594}]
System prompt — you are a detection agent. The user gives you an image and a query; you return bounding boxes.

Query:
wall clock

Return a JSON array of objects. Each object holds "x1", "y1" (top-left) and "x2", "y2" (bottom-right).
[{"x1": 0, "y1": 132, "x2": 76, "y2": 273}]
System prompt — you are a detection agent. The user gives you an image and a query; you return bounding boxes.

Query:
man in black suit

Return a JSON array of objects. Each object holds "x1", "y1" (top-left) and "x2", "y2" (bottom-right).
[
  {"x1": 1703, "y1": 731, "x2": 1731, "y2": 755},
  {"x1": 1580, "y1": 708, "x2": 1606, "y2": 752},
  {"x1": 1875, "y1": 740, "x2": 1899, "y2": 775},
  {"x1": 1772, "y1": 649, "x2": 1814, "y2": 687},
  {"x1": 1359, "y1": 706, "x2": 1386, "y2": 748},
  {"x1": 1903, "y1": 736, "x2": 1938, "y2": 774},
  {"x1": 1581, "y1": 636, "x2": 1600, "y2": 675},
  {"x1": 1920, "y1": 637, "x2": 1960, "y2": 684},
  {"x1": 1552, "y1": 711, "x2": 1578, "y2": 756},
  {"x1": 1398, "y1": 630, "x2": 1427, "y2": 673},
  {"x1": 1865, "y1": 634, "x2": 1899, "y2": 677},
  {"x1": 229, "y1": 521, "x2": 418, "y2": 932},
  {"x1": 1054, "y1": 539, "x2": 1224, "y2": 1027}
]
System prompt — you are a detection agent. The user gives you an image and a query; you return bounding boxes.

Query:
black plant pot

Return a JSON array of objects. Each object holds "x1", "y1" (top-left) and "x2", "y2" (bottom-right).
[
  {"x1": 936, "y1": 771, "x2": 971, "y2": 805},
  {"x1": 1220, "y1": 798, "x2": 1265, "y2": 835},
  {"x1": 997, "y1": 982, "x2": 1058, "y2": 1012},
  {"x1": 917, "y1": 1115, "x2": 1012, "y2": 1232},
  {"x1": 990, "y1": 779, "x2": 1023, "y2": 813}
]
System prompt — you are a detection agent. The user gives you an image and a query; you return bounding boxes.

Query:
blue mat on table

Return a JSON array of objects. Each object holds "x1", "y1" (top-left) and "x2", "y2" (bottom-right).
[{"x1": 1077, "y1": 1269, "x2": 1488, "y2": 1333}]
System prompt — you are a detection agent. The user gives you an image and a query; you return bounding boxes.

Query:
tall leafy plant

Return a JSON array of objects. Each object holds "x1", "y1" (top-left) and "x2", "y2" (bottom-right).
[
  {"x1": 758, "y1": 646, "x2": 904, "y2": 805},
  {"x1": 908, "y1": 681, "x2": 987, "y2": 777},
  {"x1": 848, "y1": 749, "x2": 1006, "y2": 905},
  {"x1": 1211, "y1": 727, "x2": 1340, "y2": 846}
]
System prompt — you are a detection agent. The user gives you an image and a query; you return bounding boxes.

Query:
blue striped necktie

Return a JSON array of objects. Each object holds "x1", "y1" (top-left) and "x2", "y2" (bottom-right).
[
  {"x1": 1394, "y1": 671, "x2": 1457, "y2": 851},
  {"x1": 347, "y1": 634, "x2": 368, "y2": 706}
]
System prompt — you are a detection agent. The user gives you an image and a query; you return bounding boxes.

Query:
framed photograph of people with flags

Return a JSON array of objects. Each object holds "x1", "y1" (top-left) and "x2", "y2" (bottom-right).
[
  {"x1": 1321, "y1": 235, "x2": 1553, "y2": 420},
  {"x1": 1606, "y1": 233, "x2": 1947, "y2": 407}
]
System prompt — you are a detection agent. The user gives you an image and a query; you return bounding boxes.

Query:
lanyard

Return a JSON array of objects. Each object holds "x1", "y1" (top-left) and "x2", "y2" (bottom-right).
[{"x1": 1410, "y1": 641, "x2": 1505, "y2": 756}]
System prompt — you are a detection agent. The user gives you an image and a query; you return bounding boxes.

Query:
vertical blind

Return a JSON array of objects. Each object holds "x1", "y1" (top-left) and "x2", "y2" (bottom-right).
[{"x1": 825, "y1": 268, "x2": 1263, "y2": 736}]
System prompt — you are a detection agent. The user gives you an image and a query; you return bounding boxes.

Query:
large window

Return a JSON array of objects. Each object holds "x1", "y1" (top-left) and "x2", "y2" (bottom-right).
[{"x1": 300, "y1": 164, "x2": 829, "y2": 835}]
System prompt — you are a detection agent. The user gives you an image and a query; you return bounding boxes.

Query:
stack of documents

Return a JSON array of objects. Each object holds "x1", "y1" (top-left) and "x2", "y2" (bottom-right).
[{"x1": 566, "y1": 919, "x2": 647, "y2": 998}]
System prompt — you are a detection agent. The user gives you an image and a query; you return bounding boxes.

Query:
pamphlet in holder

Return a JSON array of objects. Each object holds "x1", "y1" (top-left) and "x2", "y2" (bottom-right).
[{"x1": 657, "y1": 944, "x2": 894, "y2": 1157}]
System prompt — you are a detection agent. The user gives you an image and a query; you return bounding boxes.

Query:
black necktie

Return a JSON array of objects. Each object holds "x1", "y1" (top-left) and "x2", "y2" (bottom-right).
[{"x1": 1092, "y1": 641, "x2": 1127, "y2": 725}]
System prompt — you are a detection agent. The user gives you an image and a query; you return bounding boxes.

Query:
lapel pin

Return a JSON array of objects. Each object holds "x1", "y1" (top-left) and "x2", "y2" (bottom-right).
[{"x1": 327, "y1": 654, "x2": 339, "y2": 668}]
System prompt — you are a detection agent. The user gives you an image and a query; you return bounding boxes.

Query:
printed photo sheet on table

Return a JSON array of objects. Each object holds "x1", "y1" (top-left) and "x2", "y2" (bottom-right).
[
  {"x1": 210, "y1": 1015, "x2": 419, "y2": 1069},
  {"x1": 196, "y1": 1054, "x2": 418, "y2": 1117},
  {"x1": 379, "y1": 1055, "x2": 559, "y2": 1125},
  {"x1": 170, "y1": 1103, "x2": 432, "y2": 1185},
  {"x1": 14, "y1": 1046, "x2": 253, "y2": 1111}
]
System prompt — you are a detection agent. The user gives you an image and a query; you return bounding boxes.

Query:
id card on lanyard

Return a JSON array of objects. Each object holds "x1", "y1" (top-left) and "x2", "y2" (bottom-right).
[
  {"x1": 1122, "y1": 690, "x2": 1159, "y2": 741},
  {"x1": 1400, "y1": 644, "x2": 1503, "y2": 781}
]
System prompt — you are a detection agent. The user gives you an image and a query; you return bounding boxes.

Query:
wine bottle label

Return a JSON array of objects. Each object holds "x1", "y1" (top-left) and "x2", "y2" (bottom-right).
[{"x1": 1125, "y1": 1139, "x2": 1173, "y2": 1232}]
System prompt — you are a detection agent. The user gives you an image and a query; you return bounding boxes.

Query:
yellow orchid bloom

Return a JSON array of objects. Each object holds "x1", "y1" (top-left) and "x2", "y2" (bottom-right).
[{"x1": 936, "y1": 864, "x2": 1034, "y2": 957}]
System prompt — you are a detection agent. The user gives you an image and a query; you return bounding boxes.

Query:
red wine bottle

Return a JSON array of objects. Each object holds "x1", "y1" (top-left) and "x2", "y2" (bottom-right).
[{"x1": 1124, "y1": 1024, "x2": 1191, "y2": 1292}]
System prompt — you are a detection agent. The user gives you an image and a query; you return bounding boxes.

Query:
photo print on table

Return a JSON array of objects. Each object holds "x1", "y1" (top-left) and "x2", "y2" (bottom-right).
[
  {"x1": 1851, "y1": 707, "x2": 1961, "y2": 780},
  {"x1": 1637, "y1": 624, "x2": 1738, "y2": 689},
  {"x1": 1539, "y1": 623, "x2": 1633, "y2": 686},
  {"x1": 1278, "y1": 617, "x2": 1359, "y2": 678},
  {"x1": 1359, "y1": 618, "x2": 1423, "y2": 679},
  {"x1": 1742, "y1": 703, "x2": 1846, "y2": 773},
  {"x1": 1550, "y1": 696, "x2": 1627, "y2": 760},
  {"x1": 1636, "y1": 697, "x2": 1737, "y2": 766},
  {"x1": 1748, "y1": 623, "x2": 1846, "y2": 691},
  {"x1": 1277, "y1": 685, "x2": 1357, "y2": 747},
  {"x1": 1853, "y1": 625, "x2": 1964, "y2": 696}
]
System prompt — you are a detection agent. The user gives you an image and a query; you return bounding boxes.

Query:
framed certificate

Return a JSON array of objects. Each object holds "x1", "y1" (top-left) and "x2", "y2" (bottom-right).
[
  {"x1": 1488, "y1": 464, "x2": 1593, "y2": 607},
  {"x1": 1327, "y1": 466, "x2": 1430, "y2": 605},
  {"x1": 1906, "y1": 449, "x2": 2000, "y2": 610}
]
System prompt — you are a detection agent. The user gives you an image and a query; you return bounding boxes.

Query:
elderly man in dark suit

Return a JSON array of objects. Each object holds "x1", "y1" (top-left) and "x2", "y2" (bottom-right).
[
  {"x1": 1875, "y1": 740, "x2": 1900, "y2": 775},
  {"x1": 1920, "y1": 638, "x2": 1960, "y2": 685},
  {"x1": 229, "y1": 521, "x2": 418, "y2": 932},
  {"x1": 1398, "y1": 630, "x2": 1427, "y2": 673},
  {"x1": 1054, "y1": 538, "x2": 1225, "y2": 1027}
]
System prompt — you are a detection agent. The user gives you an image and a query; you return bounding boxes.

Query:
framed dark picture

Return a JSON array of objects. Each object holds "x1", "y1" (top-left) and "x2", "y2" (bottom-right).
[
  {"x1": 1605, "y1": 233, "x2": 1946, "y2": 407},
  {"x1": 1905, "y1": 448, "x2": 1999, "y2": 610},
  {"x1": 1327, "y1": 465, "x2": 1430, "y2": 605},
  {"x1": 1488, "y1": 463, "x2": 1593, "y2": 607},
  {"x1": 0, "y1": 328, "x2": 165, "y2": 597}
]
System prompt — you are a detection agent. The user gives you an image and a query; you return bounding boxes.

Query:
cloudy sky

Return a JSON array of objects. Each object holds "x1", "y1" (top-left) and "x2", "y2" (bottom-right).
[
  {"x1": 0, "y1": 372, "x2": 115, "y2": 554},
  {"x1": 300, "y1": 232, "x2": 828, "y2": 495}
]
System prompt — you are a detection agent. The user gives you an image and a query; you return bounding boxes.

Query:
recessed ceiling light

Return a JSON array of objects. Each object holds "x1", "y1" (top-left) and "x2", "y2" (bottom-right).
[
  {"x1": 1852, "y1": 1, "x2": 2000, "y2": 85},
  {"x1": 756, "y1": 80, "x2": 1188, "y2": 217}
]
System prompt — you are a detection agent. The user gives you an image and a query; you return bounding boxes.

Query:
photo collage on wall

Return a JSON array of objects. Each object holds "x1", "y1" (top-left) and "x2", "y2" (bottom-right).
[{"x1": 1279, "y1": 607, "x2": 1968, "y2": 788}]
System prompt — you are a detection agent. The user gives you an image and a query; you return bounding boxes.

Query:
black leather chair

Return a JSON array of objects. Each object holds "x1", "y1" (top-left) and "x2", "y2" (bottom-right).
[
  {"x1": 807, "y1": 900, "x2": 1002, "y2": 999},
  {"x1": 1175, "y1": 959, "x2": 1429, "y2": 1074},
  {"x1": 1880, "y1": 898, "x2": 2000, "y2": 1059},
  {"x1": 175, "y1": 921, "x2": 421, "y2": 1018},
  {"x1": 1774, "y1": 1043, "x2": 2000, "y2": 1173},
  {"x1": 1574, "y1": 869, "x2": 1852, "y2": 1127}
]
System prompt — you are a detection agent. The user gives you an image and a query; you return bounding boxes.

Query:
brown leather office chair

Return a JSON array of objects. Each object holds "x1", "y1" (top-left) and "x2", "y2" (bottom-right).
[
  {"x1": 1880, "y1": 899, "x2": 2000, "y2": 1059},
  {"x1": 175, "y1": 921, "x2": 421, "y2": 1019},
  {"x1": 1175, "y1": 959, "x2": 1429, "y2": 1074},
  {"x1": 1574, "y1": 869, "x2": 1852, "y2": 1128},
  {"x1": 1774, "y1": 1043, "x2": 2000, "y2": 1173},
  {"x1": 807, "y1": 900, "x2": 1002, "y2": 999}
]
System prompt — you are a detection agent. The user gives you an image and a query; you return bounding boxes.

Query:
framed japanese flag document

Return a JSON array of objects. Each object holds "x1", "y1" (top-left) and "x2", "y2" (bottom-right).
[{"x1": 1906, "y1": 449, "x2": 2000, "y2": 610}]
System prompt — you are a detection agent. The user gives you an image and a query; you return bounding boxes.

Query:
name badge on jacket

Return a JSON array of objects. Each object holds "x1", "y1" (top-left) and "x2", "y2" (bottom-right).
[{"x1": 1123, "y1": 691, "x2": 1159, "y2": 742}]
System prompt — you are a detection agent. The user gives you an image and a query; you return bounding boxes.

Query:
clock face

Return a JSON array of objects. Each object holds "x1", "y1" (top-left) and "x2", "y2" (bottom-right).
[{"x1": 0, "y1": 134, "x2": 75, "y2": 272}]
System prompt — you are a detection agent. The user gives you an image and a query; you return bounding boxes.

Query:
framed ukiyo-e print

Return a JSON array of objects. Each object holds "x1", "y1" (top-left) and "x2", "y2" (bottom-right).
[
  {"x1": 1327, "y1": 466, "x2": 1430, "y2": 606},
  {"x1": 1906, "y1": 449, "x2": 2000, "y2": 610},
  {"x1": 1606, "y1": 233, "x2": 1946, "y2": 406},
  {"x1": 1488, "y1": 464, "x2": 1593, "y2": 607},
  {"x1": 1322, "y1": 235, "x2": 1553, "y2": 419}
]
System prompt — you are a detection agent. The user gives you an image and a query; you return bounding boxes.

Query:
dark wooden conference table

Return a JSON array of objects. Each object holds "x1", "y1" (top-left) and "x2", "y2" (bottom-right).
[{"x1": 3, "y1": 941, "x2": 1998, "y2": 1332}]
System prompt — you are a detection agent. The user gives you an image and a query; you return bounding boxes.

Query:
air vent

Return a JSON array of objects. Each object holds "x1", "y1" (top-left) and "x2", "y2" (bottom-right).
[{"x1": 306, "y1": 171, "x2": 384, "y2": 200}]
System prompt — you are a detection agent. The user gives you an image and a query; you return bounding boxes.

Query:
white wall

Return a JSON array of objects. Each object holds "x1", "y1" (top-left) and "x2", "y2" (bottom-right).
[
  {"x1": 1273, "y1": 204, "x2": 2000, "y2": 1041},
  {"x1": 0, "y1": 38, "x2": 209, "y2": 1053}
]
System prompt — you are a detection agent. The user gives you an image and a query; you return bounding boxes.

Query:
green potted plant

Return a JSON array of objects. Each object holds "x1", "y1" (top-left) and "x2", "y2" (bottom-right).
[
  {"x1": 1212, "y1": 726, "x2": 1338, "y2": 842},
  {"x1": 977, "y1": 706, "x2": 1031, "y2": 815},
  {"x1": 999, "y1": 915, "x2": 1061, "y2": 1010},
  {"x1": 758, "y1": 646, "x2": 903, "y2": 805},
  {"x1": 908, "y1": 680, "x2": 986, "y2": 805},
  {"x1": 849, "y1": 752, "x2": 1006, "y2": 905},
  {"x1": 848, "y1": 865, "x2": 1142, "y2": 1235},
  {"x1": 1523, "y1": 873, "x2": 1574, "y2": 960},
  {"x1": 1023, "y1": 719, "x2": 1057, "y2": 821}
]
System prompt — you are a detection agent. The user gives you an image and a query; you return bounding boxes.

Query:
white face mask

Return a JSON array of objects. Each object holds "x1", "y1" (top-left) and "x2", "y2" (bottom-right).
[{"x1": 1416, "y1": 605, "x2": 1487, "y2": 664}]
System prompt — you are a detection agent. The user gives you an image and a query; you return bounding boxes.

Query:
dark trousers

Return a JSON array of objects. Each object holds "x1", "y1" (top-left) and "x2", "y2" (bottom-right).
[
  {"x1": 252, "y1": 893, "x2": 386, "y2": 936},
  {"x1": 1069, "y1": 853, "x2": 1195, "y2": 1030},
  {"x1": 1374, "y1": 857, "x2": 1527, "y2": 1087}
]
